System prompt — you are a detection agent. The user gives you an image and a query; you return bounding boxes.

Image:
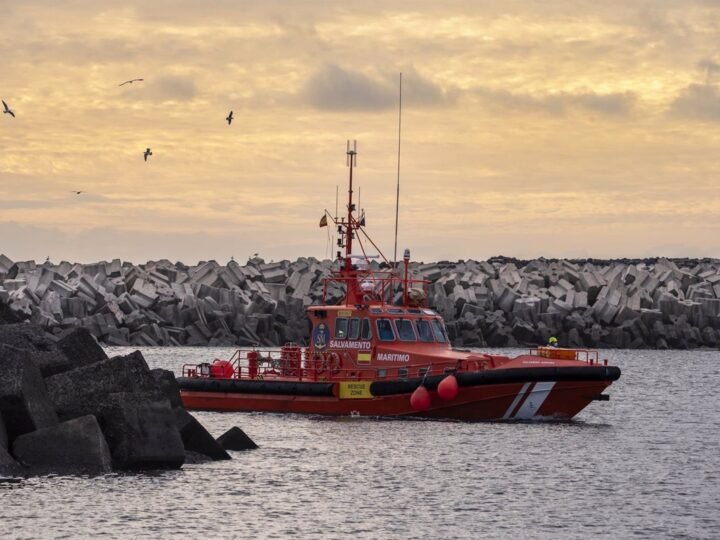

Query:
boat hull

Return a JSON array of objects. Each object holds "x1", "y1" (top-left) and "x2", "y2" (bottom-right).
[{"x1": 178, "y1": 367, "x2": 619, "y2": 421}]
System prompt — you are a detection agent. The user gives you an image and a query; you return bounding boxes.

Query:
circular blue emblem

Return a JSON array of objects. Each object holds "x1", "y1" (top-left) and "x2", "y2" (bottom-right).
[{"x1": 312, "y1": 323, "x2": 330, "y2": 350}]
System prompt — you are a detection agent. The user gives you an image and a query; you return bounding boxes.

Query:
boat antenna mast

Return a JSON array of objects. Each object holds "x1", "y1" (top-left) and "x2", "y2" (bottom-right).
[
  {"x1": 340, "y1": 140, "x2": 358, "y2": 272},
  {"x1": 393, "y1": 72, "x2": 402, "y2": 271}
]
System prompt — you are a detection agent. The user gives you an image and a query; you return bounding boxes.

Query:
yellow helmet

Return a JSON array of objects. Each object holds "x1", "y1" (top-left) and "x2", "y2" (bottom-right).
[{"x1": 548, "y1": 336, "x2": 558, "y2": 344}]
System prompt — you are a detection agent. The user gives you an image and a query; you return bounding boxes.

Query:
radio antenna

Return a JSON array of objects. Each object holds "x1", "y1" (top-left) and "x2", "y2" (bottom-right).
[
  {"x1": 334, "y1": 184, "x2": 338, "y2": 259},
  {"x1": 393, "y1": 72, "x2": 402, "y2": 270}
]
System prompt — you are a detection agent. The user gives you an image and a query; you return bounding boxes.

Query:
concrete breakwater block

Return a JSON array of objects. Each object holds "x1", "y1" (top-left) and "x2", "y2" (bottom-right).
[
  {"x1": 0, "y1": 323, "x2": 73, "y2": 378},
  {"x1": 56, "y1": 327, "x2": 108, "y2": 372},
  {"x1": 0, "y1": 344, "x2": 59, "y2": 441},
  {"x1": 12, "y1": 415, "x2": 112, "y2": 475},
  {"x1": 0, "y1": 413, "x2": 7, "y2": 450},
  {"x1": 217, "y1": 426, "x2": 258, "y2": 451},
  {"x1": 151, "y1": 368, "x2": 183, "y2": 409},
  {"x1": 174, "y1": 408, "x2": 231, "y2": 461},
  {"x1": 45, "y1": 351, "x2": 157, "y2": 420},
  {"x1": 0, "y1": 445, "x2": 24, "y2": 477},
  {"x1": 0, "y1": 323, "x2": 56, "y2": 351},
  {"x1": 42, "y1": 352, "x2": 190, "y2": 470},
  {"x1": 97, "y1": 392, "x2": 185, "y2": 470},
  {"x1": 0, "y1": 320, "x2": 246, "y2": 475}
]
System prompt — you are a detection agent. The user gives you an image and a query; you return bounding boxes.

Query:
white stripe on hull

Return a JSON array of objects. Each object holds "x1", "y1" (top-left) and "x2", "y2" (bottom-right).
[
  {"x1": 513, "y1": 382, "x2": 556, "y2": 419},
  {"x1": 502, "y1": 382, "x2": 531, "y2": 419}
]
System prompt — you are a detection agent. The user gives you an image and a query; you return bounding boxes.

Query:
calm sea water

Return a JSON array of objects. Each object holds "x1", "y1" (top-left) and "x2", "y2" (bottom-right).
[{"x1": 1, "y1": 347, "x2": 719, "y2": 539}]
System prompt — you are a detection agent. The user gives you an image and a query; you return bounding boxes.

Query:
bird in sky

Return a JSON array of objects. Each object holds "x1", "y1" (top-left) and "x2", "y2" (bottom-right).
[
  {"x1": 226, "y1": 110, "x2": 233, "y2": 125},
  {"x1": 144, "y1": 148, "x2": 152, "y2": 162},
  {"x1": 70, "y1": 190, "x2": 84, "y2": 195},
  {"x1": 2, "y1": 100, "x2": 15, "y2": 117},
  {"x1": 119, "y1": 78, "x2": 144, "y2": 87}
]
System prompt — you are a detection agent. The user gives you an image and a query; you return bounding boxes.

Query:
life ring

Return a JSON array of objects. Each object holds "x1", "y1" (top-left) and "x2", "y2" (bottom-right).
[
  {"x1": 322, "y1": 352, "x2": 343, "y2": 375},
  {"x1": 307, "y1": 352, "x2": 324, "y2": 372}
]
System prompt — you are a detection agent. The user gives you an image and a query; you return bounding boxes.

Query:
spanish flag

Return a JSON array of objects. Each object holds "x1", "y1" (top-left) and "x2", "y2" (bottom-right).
[{"x1": 319, "y1": 214, "x2": 328, "y2": 227}]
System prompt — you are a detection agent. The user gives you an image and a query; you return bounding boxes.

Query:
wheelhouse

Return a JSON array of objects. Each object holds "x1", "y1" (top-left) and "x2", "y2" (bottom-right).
[{"x1": 307, "y1": 304, "x2": 452, "y2": 367}]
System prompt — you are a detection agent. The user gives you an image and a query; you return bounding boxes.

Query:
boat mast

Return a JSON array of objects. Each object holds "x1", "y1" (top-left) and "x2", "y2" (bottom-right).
[
  {"x1": 393, "y1": 72, "x2": 402, "y2": 270},
  {"x1": 344, "y1": 140, "x2": 357, "y2": 272}
]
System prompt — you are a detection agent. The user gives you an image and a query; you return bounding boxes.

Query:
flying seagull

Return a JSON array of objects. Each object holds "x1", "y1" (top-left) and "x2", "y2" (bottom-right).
[
  {"x1": 119, "y1": 78, "x2": 144, "y2": 87},
  {"x1": 144, "y1": 148, "x2": 152, "y2": 162},
  {"x1": 70, "y1": 190, "x2": 84, "y2": 195},
  {"x1": 2, "y1": 100, "x2": 15, "y2": 118},
  {"x1": 226, "y1": 110, "x2": 233, "y2": 125}
]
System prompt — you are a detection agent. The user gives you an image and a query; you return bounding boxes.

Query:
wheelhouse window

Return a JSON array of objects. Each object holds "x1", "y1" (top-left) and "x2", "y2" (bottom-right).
[
  {"x1": 376, "y1": 319, "x2": 395, "y2": 341},
  {"x1": 388, "y1": 308, "x2": 404, "y2": 314},
  {"x1": 370, "y1": 307, "x2": 383, "y2": 314},
  {"x1": 360, "y1": 318, "x2": 372, "y2": 340},
  {"x1": 335, "y1": 318, "x2": 348, "y2": 339},
  {"x1": 394, "y1": 319, "x2": 417, "y2": 341},
  {"x1": 348, "y1": 318, "x2": 360, "y2": 340},
  {"x1": 431, "y1": 319, "x2": 448, "y2": 343},
  {"x1": 415, "y1": 320, "x2": 435, "y2": 342}
]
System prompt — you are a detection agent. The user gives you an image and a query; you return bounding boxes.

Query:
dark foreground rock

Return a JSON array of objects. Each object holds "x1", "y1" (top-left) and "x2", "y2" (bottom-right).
[
  {"x1": 217, "y1": 426, "x2": 258, "y2": 451},
  {"x1": 45, "y1": 351, "x2": 157, "y2": 420},
  {"x1": 0, "y1": 323, "x2": 81, "y2": 377},
  {"x1": 55, "y1": 327, "x2": 108, "y2": 373},
  {"x1": 0, "y1": 411, "x2": 7, "y2": 449},
  {"x1": 0, "y1": 323, "x2": 57, "y2": 353},
  {"x1": 0, "y1": 344, "x2": 58, "y2": 440},
  {"x1": 0, "y1": 301, "x2": 23, "y2": 325},
  {"x1": 151, "y1": 368, "x2": 183, "y2": 409},
  {"x1": 97, "y1": 393, "x2": 185, "y2": 470},
  {"x1": 0, "y1": 322, "x2": 248, "y2": 477},
  {"x1": 12, "y1": 415, "x2": 112, "y2": 475},
  {"x1": 174, "y1": 408, "x2": 231, "y2": 461},
  {"x1": 0, "y1": 445, "x2": 23, "y2": 477}
]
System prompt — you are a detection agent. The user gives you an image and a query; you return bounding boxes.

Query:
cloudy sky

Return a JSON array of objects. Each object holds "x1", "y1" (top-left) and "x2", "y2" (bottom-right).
[{"x1": 1, "y1": 0, "x2": 720, "y2": 265}]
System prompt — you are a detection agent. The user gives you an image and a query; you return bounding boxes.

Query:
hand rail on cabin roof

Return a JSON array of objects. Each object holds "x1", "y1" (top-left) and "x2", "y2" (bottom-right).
[{"x1": 321, "y1": 274, "x2": 431, "y2": 307}]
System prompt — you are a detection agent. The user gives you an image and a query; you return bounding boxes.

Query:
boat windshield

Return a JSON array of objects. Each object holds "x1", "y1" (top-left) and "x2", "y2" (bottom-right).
[
  {"x1": 335, "y1": 318, "x2": 348, "y2": 339},
  {"x1": 360, "y1": 318, "x2": 372, "y2": 340},
  {"x1": 348, "y1": 318, "x2": 360, "y2": 339},
  {"x1": 431, "y1": 319, "x2": 448, "y2": 342},
  {"x1": 394, "y1": 319, "x2": 416, "y2": 341},
  {"x1": 376, "y1": 319, "x2": 395, "y2": 341},
  {"x1": 415, "y1": 319, "x2": 435, "y2": 342}
]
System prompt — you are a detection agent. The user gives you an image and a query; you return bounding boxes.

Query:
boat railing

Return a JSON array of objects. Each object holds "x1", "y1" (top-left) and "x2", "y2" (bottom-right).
[
  {"x1": 322, "y1": 274, "x2": 430, "y2": 306},
  {"x1": 529, "y1": 346, "x2": 607, "y2": 366},
  {"x1": 181, "y1": 345, "x2": 475, "y2": 382}
]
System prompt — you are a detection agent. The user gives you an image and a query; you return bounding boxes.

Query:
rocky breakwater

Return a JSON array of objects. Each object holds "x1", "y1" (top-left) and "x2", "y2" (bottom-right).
[
  {"x1": 427, "y1": 256, "x2": 720, "y2": 350},
  {"x1": 1, "y1": 253, "x2": 720, "y2": 349},
  {"x1": 0, "y1": 323, "x2": 256, "y2": 479},
  {"x1": 0, "y1": 254, "x2": 324, "y2": 347}
]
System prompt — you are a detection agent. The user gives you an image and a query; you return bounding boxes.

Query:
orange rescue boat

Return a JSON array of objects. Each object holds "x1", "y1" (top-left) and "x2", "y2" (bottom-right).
[{"x1": 178, "y1": 144, "x2": 620, "y2": 421}]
